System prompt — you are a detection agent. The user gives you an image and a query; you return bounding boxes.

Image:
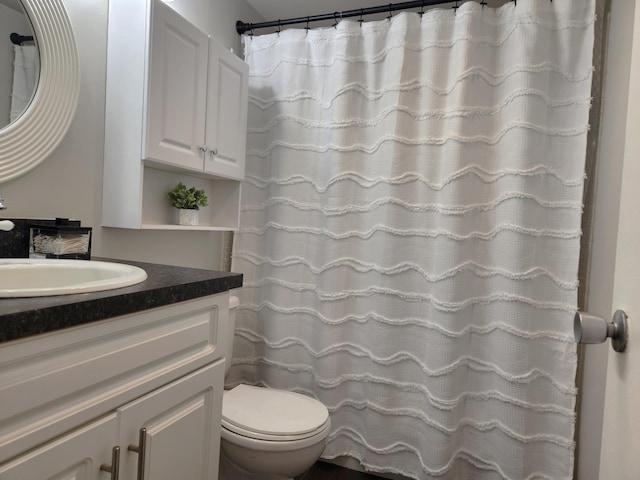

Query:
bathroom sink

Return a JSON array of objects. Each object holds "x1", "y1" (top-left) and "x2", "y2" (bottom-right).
[{"x1": 0, "y1": 259, "x2": 147, "y2": 297}]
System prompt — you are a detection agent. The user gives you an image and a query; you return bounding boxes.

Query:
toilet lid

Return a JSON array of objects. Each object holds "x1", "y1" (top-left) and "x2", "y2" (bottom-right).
[{"x1": 222, "y1": 385, "x2": 329, "y2": 437}]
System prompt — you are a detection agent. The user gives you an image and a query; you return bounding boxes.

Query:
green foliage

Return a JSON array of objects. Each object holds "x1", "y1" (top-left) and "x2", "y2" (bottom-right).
[{"x1": 167, "y1": 182, "x2": 209, "y2": 210}]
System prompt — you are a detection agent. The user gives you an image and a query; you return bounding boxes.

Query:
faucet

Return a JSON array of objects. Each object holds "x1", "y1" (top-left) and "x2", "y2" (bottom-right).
[
  {"x1": 0, "y1": 193, "x2": 14, "y2": 231},
  {"x1": 0, "y1": 220, "x2": 14, "y2": 231}
]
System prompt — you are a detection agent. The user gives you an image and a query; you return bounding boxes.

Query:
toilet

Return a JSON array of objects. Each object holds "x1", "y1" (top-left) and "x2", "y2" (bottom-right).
[{"x1": 218, "y1": 295, "x2": 331, "y2": 480}]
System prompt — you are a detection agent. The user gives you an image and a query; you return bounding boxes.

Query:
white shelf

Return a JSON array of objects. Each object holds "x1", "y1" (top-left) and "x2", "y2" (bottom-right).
[
  {"x1": 140, "y1": 166, "x2": 240, "y2": 230},
  {"x1": 138, "y1": 225, "x2": 235, "y2": 231}
]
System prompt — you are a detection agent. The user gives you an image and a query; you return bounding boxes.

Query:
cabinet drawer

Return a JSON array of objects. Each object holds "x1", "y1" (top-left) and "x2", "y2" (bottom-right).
[{"x1": 0, "y1": 293, "x2": 229, "y2": 463}]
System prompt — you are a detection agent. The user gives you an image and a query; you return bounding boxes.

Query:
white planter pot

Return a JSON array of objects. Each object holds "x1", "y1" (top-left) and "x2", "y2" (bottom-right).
[{"x1": 176, "y1": 208, "x2": 199, "y2": 226}]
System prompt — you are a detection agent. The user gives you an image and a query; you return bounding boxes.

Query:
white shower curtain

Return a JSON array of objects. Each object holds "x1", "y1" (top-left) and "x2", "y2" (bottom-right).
[
  {"x1": 230, "y1": 1, "x2": 595, "y2": 478},
  {"x1": 10, "y1": 44, "x2": 39, "y2": 123}
]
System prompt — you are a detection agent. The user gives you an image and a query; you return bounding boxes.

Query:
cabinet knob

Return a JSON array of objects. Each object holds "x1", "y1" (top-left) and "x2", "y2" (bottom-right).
[
  {"x1": 100, "y1": 446, "x2": 121, "y2": 480},
  {"x1": 199, "y1": 145, "x2": 208, "y2": 153},
  {"x1": 127, "y1": 427, "x2": 147, "y2": 480},
  {"x1": 209, "y1": 148, "x2": 218, "y2": 157}
]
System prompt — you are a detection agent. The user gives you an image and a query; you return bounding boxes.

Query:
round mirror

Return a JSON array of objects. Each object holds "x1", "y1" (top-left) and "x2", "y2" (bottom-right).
[
  {"x1": 0, "y1": 0, "x2": 39, "y2": 129},
  {"x1": 0, "y1": 0, "x2": 79, "y2": 183}
]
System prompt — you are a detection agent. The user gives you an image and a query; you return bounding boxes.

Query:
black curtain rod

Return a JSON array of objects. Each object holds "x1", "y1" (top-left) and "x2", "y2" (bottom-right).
[
  {"x1": 237, "y1": 0, "x2": 486, "y2": 35},
  {"x1": 10, "y1": 33, "x2": 34, "y2": 45}
]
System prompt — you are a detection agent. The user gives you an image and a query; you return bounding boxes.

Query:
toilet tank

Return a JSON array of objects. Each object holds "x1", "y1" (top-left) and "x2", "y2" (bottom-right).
[{"x1": 224, "y1": 295, "x2": 240, "y2": 377}]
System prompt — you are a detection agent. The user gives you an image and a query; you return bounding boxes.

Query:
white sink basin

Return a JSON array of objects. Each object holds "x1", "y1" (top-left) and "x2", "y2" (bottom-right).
[{"x1": 0, "y1": 259, "x2": 147, "y2": 297}]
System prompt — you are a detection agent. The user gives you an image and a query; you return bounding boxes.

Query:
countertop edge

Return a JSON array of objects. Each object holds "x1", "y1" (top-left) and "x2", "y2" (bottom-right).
[{"x1": 0, "y1": 258, "x2": 243, "y2": 344}]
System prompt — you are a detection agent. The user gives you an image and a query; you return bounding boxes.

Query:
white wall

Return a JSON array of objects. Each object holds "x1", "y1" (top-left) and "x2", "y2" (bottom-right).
[{"x1": 0, "y1": 0, "x2": 262, "y2": 270}]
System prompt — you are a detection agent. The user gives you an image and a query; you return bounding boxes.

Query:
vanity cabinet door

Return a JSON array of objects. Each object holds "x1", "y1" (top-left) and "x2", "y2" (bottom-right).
[
  {"x1": 204, "y1": 39, "x2": 249, "y2": 181},
  {"x1": 117, "y1": 361, "x2": 224, "y2": 480},
  {"x1": 145, "y1": 0, "x2": 209, "y2": 171},
  {"x1": 0, "y1": 413, "x2": 118, "y2": 480}
]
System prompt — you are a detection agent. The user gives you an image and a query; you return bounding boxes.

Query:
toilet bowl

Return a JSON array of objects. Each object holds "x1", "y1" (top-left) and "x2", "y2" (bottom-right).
[{"x1": 218, "y1": 296, "x2": 330, "y2": 480}]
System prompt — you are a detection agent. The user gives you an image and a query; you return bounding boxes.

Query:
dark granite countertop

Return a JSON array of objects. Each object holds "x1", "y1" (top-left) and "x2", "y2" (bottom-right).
[{"x1": 0, "y1": 258, "x2": 243, "y2": 344}]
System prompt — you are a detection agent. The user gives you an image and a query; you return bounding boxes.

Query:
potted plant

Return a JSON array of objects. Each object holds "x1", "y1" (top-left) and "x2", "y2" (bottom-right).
[{"x1": 168, "y1": 182, "x2": 209, "y2": 226}]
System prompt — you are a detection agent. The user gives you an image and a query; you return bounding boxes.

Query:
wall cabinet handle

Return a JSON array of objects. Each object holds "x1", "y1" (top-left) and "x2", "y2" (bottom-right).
[
  {"x1": 199, "y1": 144, "x2": 208, "y2": 153},
  {"x1": 100, "y1": 446, "x2": 121, "y2": 480},
  {"x1": 209, "y1": 148, "x2": 218, "y2": 157},
  {"x1": 127, "y1": 428, "x2": 147, "y2": 480}
]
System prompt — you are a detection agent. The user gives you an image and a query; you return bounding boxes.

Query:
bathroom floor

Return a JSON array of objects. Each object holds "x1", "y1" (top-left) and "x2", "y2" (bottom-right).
[{"x1": 297, "y1": 461, "x2": 385, "y2": 479}]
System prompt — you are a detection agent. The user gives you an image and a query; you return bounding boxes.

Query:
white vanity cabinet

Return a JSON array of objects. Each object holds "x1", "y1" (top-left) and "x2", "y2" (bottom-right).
[
  {"x1": 102, "y1": 0, "x2": 248, "y2": 230},
  {"x1": 0, "y1": 294, "x2": 229, "y2": 480},
  {"x1": 0, "y1": 414, "x2": 118, "y2": 480},
  {"x1": 117, "y1": 363, "x2": 222, "y2": 480}
]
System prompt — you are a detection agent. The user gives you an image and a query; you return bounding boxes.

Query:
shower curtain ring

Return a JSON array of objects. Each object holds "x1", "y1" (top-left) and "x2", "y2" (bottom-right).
[
  {"x1": 480, "y1": 0, "x2": 488, "y2": 9},
  {"x1": 333, "y1": 12, "x2": 339, "y2": 28},
  {"x1": 419, "y1": 1, "x2": 425, "y2": 16},
  {"x1": 276, "y1": 19, "x2": 281, "y2": 35},
  {"x1": 387, "y1": 4, "x2": 393, "y2": 20},
  {"x1": 305, "y1": 16, "x2": 310, "y2": 31},
  {"x1": 358, "y1": 9, "x2": 364, "y2": 26},
  {"x1": 452, "y1": 1, "x2": 459, "y2": 14}
]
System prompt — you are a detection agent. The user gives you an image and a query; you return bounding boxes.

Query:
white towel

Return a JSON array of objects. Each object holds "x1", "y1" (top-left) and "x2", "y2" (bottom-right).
[{"x1": 10, "y1": 44, "x2": 40, "y2": 123}]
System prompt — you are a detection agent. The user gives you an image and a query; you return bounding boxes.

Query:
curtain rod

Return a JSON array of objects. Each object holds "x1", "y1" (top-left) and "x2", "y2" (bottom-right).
[
  {"x1": 10, "y1": 33, "x2": 34, "y2": 45},
  {"x1": 236, "y1": 0, "x2": 487, "y2": 35}
]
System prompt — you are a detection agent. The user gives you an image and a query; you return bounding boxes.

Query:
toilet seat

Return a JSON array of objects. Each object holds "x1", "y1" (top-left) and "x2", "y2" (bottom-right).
[{"x1": 222, "y1": 385, "x2": 330, "y2": 442}]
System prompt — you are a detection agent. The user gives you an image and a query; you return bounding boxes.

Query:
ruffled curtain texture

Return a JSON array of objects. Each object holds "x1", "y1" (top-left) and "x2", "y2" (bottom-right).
[{"x1": 229, "y1": 1, "x2": 595, "y2": 479}]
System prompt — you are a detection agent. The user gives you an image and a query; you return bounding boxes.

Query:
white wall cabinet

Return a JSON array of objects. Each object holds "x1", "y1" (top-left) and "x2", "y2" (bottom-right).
[
  {"x1": 204, "y1": 41, "x2": 248, "y2": 180},
  {"x1": 0, "y1": 294, "x2": 229, "y2": 480},
  {"x1": 102, "y1": 0, "x2": 248, "y2": 230},
  {"x1": 145, "y1": 1, "x2": 209, "y2": 172}
]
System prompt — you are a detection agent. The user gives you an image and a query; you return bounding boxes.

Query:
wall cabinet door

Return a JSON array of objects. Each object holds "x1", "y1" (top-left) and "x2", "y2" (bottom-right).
[
  {"x1": 145, "y1": 0, "x2": 209, "y2": 170},
  {"x1": 117, "y1": 361, "x2": 224, "y2": 480},
  {"x1": 0, "y1": 414, "x2": 118, "y2": 480},
  {"x1": 204, "y1": 40, "x2": 249, "y2": 180},
  {"x1": 146, "y1": 0, "x2": 248, "y2": 180}
]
